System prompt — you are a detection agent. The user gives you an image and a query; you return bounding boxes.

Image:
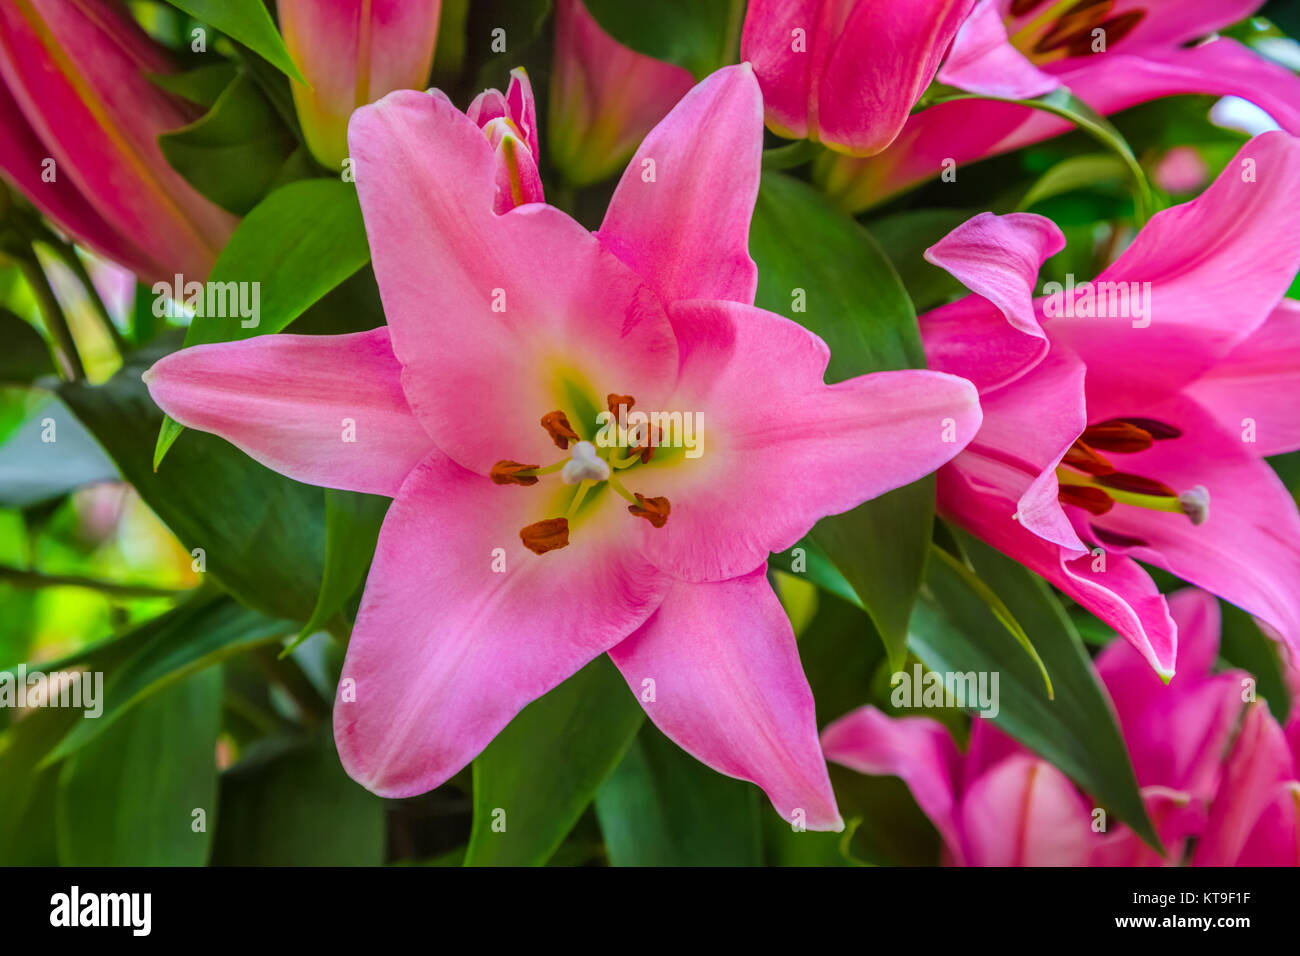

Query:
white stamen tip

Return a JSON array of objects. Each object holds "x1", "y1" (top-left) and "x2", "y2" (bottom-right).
[
  {"x1": 560, "y1": 440, "x2": 609, "y2": 485},
  {"x1": 1178, "y1": 485, "x2": 1210, "y2": 526}
]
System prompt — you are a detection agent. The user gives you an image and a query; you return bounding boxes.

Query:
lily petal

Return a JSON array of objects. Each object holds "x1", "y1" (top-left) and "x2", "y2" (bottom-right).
[
  {"x1": 144, "y1": 329, "x2": 435, "y2": 497},
  {"x1": 608, "y1": 566, "x2": 842, "y2": 831},
  {"x1": 635, "y1": 299, "x2": 981, "y2": 583},
  {"x1": 958, "y1": 754, "x2": 1093, "y2": 866},
  {"x1": 937, "y1": 0, "x2": 1060, "y2": 100},
  {"x1": 335, "y1": 453, "x2": 665, "y2": 796},
  {"x1": 598, "y1": 64, "x2": 763, "y2": 306}
]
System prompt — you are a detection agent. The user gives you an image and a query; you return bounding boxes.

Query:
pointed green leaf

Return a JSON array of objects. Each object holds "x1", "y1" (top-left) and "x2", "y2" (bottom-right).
[{"x1": 161, "y1": 0, "x2": 305, "y2": 83}]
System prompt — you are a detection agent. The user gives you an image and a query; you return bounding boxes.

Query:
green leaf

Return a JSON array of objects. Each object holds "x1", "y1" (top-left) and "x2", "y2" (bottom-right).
[
  {"x1": 283, "y1": 489, "x2": 389, "y2": 657},
  {"x1": 212, "y1": 732, "x2": 387, "y2": 865},
  {"x1": 59, "y1": 351, "x2": 327, "y2": 619},
  {"x1": 147, "y1": 62, "x2": 239, "y2": 108},
  {"x1": 0, "y1": 307, "x2": 55, "y2": 384},
  {"x1": 0, "y1": 397, "x2": 118, "y2": 508},
  {"x1": 464, "y1": 655, "x2": 643, "y2": 866},
  {"x1": 154, "y1": 177, "x2": 371, "y2": 466},
  {"x1": 925, "y1": 85, "x2": 1154, "y2": 224},
  {"x1": 582, "y1": 0, "x2": 743, "y2": 79},
  {"x1": 594, "y1": 722, "x2": 762, "y2": 865},
  {"x1": 0, "y1": 705, "x2": 79, "y2": 864},
  {"x1": 161, "y1": 0, "x2": 305, "y2": 83},
  {"x1": 159, "y1": 70, "x2": 297, "y2": 215},
  {"x1": 910, "y1": 530, "x2": 1158, "y2": 850},
  {"x1": 751, "y1": 172, "x2": 933, "y2": 670},
  {"x1": 1018, "y1": 153, "x2": 1129, "y2": 211},
  {"x1": 55, "y1": 668, "x2": 222, "y2": 865},
  {"x1": 866, "y1": 208, "x2": 977, "y2": 312},
  {"x1": 769, "y1": 537, "x2": 861, "y2": 610},
  {"x1": 45, "y1": 595, "x2": 290, "y2": 761}
]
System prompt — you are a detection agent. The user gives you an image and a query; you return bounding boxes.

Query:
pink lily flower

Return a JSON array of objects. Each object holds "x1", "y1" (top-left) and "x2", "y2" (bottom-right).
[
  {"x1": 0, "y1": 0, "x2": 236, "y2": 283},
  {"x1": 548, "y1": 0, "x2": 695, "y2": 187},
  {"x1": 278, "y1": 0, "x2": 442, "y2": 169},
  {"x1": 822, "y1": 704, "x2": 1095, "y2": 865},
  {"x1": 740, "y1": 0, "x2": 977, "y2": 157},
  {"x1": 818, "y1": 0, "x2": 1300, "y2": 210},
  {"x1": 919, "y1": 131, "x2": 1300, "y2": 678},
  {"x1": 141, "y1": 65, "x2": 983, "y2": 828},
  {"x1": 824, "y1": 589, "x2": 1300, "y2": 865},
  {"x1": 463, "y1": 67, "x2": 543, "y2": 213}
]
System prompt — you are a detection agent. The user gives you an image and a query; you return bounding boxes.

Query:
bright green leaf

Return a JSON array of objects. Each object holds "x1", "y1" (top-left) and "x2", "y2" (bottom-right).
[
  {"x1": 464, "y1": 655, "x2": 643, "y2": 866},
  {"x1": 161, "y1": 0, "x2": 305, "y2": 83},
  {"x1": 582, "y1": 0, "x2": 743, "y2": 79}
]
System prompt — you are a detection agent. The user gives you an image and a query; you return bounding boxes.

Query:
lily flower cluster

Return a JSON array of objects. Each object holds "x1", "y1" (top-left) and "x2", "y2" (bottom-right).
[{"x1": 2, "y1": 0, "x2": 1298, "y2": 866}]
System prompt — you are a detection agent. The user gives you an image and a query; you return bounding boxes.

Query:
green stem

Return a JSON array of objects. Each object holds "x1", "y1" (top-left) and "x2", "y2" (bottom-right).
[
  {"x1": 19, "y1": 254, "x2": 85, "y2": 380},
  {"x1": 762, "y1": 139, "x2": 820, "y2": 171},
  {"x1": 0, "y1": 563, "x2": 190, "y2": 599}
]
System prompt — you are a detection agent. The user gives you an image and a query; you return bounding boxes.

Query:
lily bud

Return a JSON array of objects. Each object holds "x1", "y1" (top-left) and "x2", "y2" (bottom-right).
[
  {"x1": 741, "y1": 0, "x2": 976, "y2": 157},
  {"x1": 279, "y1": 0, "x2": 442, "y2": 170},
  {"x1": 0, "y1": 0, "x2": 237, "y2": 283},
  {"x1": 466, "y1": 68, "x2": 543, "y2": 212},
  {"x1": 548, "y1": 0, "x2": 694, "y2": 187}
]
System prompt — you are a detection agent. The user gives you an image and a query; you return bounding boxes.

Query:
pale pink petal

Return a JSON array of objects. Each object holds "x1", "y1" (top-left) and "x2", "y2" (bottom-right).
[
  {"x1": 144, "y1": 329, "x2": 435, "y2": 497},
  {"x1": 821, "y1": 705, "x2": 964, "y2": 859},
  {"x1": 598, "y1": 64, "x2": 763, "y2": 306},
  {"x1": 632, "y1": 299, "x2": 981, "y2": 582},
  {"x1": 1186, "y1": 298, "x2": 1300, "y2": 457},
  {"x1": 937, "y1": 0, "x2": 1061, "y2": 100},
  {"x1": 919, "y1": 295, "x2": 1048, "y2": 394},
  {"x1": 608, "y1": 567, "x2": 841, "y2": 831},
  {"x1": 335, "y1": 453, "x2": 666, "y2": 796},
  {"x1": 349, "y1": 90, "x2": 678, "y2": 473},
  {"x1": 958, "y1": 754, "x2": 1093, "y2": 866}
]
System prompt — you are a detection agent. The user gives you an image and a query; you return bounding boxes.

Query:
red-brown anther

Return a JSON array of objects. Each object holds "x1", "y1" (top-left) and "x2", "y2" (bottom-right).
[
  {"x1": 491, "y1": 460, "x2": 540, "y2": 486},
  {"x1": 1058, "y1": 485, "x2": 1114, "y2": 516},
  {"x1": 1033, "y1": 0, "x2": 1114, "y2": 54},
  {"x1": 1062, "y1": 440, "x2": 1115, "y2": 476},
  {"x1": 628, "y1": 493, "x2": 670, "y2": 528},
  {"x1": 520, "y1": 517, "x2": 569, "y2": 554},
  {"x1": 1080, "y1": 420, "x2": 1155, "y2": 454},
  {"x1": 607, "y1": 393, "x2": 635, "y2": 416},
  {"x1": 540, "y1": 410, "x2": 579, "y2": 449},
  {"x1": 1094, "y1": 472, "x2": 1178, "y2": 497},
  {"x1": 1010, "y1": 0, "x2": 1050, "y2": 14},
  {"x1": 632, "y1": 423, "x2": 659, "y2": 464},
  {"x1": 1064, "y1": 10, "x2": 1144, "y2": 56},
  {"x1": 1121, "y1": 417, "x2": 1181, "y2": 441},
  {"x1": 1091, "y1": 525, "x2": 1149, "y2": 549}
]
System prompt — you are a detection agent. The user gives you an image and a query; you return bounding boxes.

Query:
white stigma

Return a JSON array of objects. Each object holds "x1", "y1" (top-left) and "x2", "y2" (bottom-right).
[
  {"x1": 561, "y1": 441, "x2": 609, "y2": 485},
  {"x1": 1178, "y1": 485, "x2": 1210, "y2": 526}
]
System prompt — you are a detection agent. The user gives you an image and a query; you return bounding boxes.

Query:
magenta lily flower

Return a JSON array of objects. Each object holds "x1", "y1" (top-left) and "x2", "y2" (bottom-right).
[
  {"x1": 819, "y1": 0, "x2": 1300, "y2": 210},
  {"x1": 824, "y1": 589, "x2": 1300, "y2": 866},
  {"x1": 141, "y1": 65, "x2": 982, "y2": 828},
  {"x1": 919, "y1": 131, "x2": 1300, "y2": 678},
  {"x1": 548, "y1": 0, "x2": 695, "y2": 187},
  {"x1": 278, "y1": 0, "x2": 442, "y2": 169},
  {"x1": 0, "y1": 0, "x2": 236, "y2": 283},
  {"x1": 741, "y1": 0, "x2": 977, "y2": 157},
  {"x1": 822, "y1": 704, "x2": 1095, "y2": 865}
]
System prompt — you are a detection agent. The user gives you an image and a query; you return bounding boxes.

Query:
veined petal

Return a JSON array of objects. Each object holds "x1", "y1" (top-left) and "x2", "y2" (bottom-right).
[
  {"x1": 335, "y1": 453, "x2": 666, "y2": 797},
  {"x1": 937, "y1": 0, "x2": 1061, "y2": 100},
  {"x1": 144, "y1": 329, "x2": 435, "y2": 497},
  {"x1": 821, "y1": 705, "x2": 965, "y2": 859},
  {"x1": 633, "y1": 299, "x2": 981, "y2": 583},
  {"x1": 598, "y1": 64, "x2": 763, "y2": 306},
  {"x1": 607, "y1": 567, "x2": 841, "y2": 831},
  {"x1": 1047, "y1": 132, "x2": 1300, "y2": 403},
  {"x1": 924, "y1": 211, "x2": 1064, "y2": 340},
  {"x1": 919, "y1": 294, "x2": 1048, "y2": 395},
  {"x1": 1194, "y1": 701, "x2": 1297, "y2": 865},
  {"x1": 349, "y1": 90, "x2": 678, "y2": 473},
  {"x1": 1086, "y1": 395, "x2": 1300, "y2": 662},
  {"x1": 958, "y1": 754, "x2": 1093, "y2": 866},
  {"x1": 1186, "y1": 298, "x2": 1300, "y2": 457}
]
